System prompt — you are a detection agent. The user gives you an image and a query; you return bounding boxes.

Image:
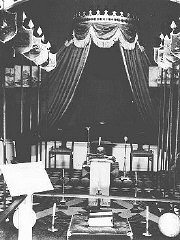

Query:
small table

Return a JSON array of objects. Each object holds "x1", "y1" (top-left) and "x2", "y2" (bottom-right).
[
  {"x1": 48, "y1": 145, "x2": 73, "y2": 169},
  {"x1": 130, "y1": 150, "x2": 153, "y2": 171},
  {"x1": 67, "y1": 213, "x2": 133, "y2": 240}
]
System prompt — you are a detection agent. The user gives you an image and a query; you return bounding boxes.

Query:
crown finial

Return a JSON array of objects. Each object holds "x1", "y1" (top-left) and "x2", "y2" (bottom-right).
[
  {"x1": 170, "y1": 21, "x2": 177, "y2": 31},
  {"x1": 120, "y1": 12, "x2": 124, "y2": 17},
  {"x1": 89, "y1": 10, "x2": 92, "y2": 16},
  {"x1": 104, "y1": 10, "x2": 108, "y2": 15},
  {"x1": 74, "y1": 9, "x2": 137, "y2": 24}
]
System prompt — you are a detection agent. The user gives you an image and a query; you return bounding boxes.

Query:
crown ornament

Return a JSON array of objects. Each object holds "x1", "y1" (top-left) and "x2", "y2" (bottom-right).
[{"x1": 74, "y1": 10, "x2": 138, "y2": 24}]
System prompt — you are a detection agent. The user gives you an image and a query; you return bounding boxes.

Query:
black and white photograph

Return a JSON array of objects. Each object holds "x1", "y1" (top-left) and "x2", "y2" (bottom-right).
[{"x1": 1, "y1": 0, "x2": 180, "y2": 239}]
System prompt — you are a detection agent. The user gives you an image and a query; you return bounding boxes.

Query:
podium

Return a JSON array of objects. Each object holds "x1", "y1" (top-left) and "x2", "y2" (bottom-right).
[
  {"x1": 0, "y1": 162, "x2": 53, "y2": 240},
  {"x1": 89, "y1": 158, "x2": 113, "y2": 207}
]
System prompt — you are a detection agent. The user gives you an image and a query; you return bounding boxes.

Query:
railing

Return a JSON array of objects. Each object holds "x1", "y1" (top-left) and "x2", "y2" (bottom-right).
[{"x1": 0, "y1": 195, "x2": 27, "y2": 223}]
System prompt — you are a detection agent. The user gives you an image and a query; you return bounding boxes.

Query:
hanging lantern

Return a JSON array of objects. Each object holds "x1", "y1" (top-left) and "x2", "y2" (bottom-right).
[
  {"x1": 0, "y1": 10, "x2": 17, "y2": 43},
  {"x1": 12, "y1": 11, "x2": 34, "y2": 54}
]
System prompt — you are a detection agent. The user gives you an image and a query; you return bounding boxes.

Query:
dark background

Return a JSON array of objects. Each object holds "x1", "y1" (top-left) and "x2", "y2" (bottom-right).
[{"x1": 1, "y1": 0, "x2": 180, "y2": 144}]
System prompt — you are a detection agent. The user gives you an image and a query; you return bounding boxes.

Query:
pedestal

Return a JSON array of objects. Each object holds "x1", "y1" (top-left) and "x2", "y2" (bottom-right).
[
  {"x1": 89, "y1": 159, "x2": 112, "y2": 207},
  {"x1": 13, "y1": 195, "x2": 36, "y2": 240}
]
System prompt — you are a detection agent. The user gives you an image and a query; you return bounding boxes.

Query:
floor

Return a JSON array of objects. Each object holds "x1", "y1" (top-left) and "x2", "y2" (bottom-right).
[{"x1": 0, "y1": 169, "x2": 180, "y2": 239}]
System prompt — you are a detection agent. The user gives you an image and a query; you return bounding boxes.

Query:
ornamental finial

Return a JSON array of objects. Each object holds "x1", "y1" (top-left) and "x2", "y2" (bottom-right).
[
  {"x1": 74, "y1": 9, "x2": 137, "y2": 24},
  {"x1": 104, "y1": 10, "x2": 108, "y2": 15},
  {"x1": 170, "y1": 21, "x2": 177, "y2": 31}
]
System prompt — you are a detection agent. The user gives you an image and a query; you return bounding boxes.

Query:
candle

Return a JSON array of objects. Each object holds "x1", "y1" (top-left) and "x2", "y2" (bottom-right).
[
  {"x1": 98, "y1": 137, "x2": 101, "y2": 146},
  {"x1": 52, "y1": 202, "x2": 56, "y2": 226},
  {"x1": 143, "y1": 205, "x2": 152, "y2": 236},
  {"x1": 135, "y1": 171, "x2": 138, "y2": 182},
  {"x1": 146, "y1": 205, "x2": 149, "y2": 229}
]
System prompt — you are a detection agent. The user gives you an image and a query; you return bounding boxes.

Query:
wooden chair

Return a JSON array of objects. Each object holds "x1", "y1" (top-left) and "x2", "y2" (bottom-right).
[
  {"x1": 48, "y1": 140, "x2": 74, "y2": 170},
  {"x1": 130, "y1": 143, "x2": 154, "y2": 171}
]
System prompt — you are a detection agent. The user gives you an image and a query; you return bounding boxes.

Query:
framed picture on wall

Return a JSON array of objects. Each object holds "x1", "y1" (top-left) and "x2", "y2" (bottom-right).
[
  {"x1": 5, "y1": 65, "x2": 41, "y2": 87},
  {"x1": 149, "y1": 66, "x2": 179, "y2": 87}
]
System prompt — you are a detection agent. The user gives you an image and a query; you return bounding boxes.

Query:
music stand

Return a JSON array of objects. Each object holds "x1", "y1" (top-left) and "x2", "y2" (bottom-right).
[{"x1": 0, "y1": 162, "x2": 53, "y2": 240}]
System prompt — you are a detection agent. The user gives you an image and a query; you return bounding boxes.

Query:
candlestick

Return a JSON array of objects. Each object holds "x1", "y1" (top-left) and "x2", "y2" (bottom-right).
[
  {"x1": 143, "y1": 205, "x2": 152, "y2": 236},
  {"x1": 48, "y1": 203, "x2": 58, "y2": 232}
]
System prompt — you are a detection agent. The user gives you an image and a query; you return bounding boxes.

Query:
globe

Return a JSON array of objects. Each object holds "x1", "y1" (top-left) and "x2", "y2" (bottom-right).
[{"x1": 158, "y1": 212, "x2": 180, "y2": 238}]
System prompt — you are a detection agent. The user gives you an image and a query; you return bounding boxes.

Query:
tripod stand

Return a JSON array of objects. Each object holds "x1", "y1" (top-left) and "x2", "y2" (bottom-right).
[
  {"x1": 121, "y1": 136, "x2": 130, "y2": 181},
  {"x1": 85, "y1": 126, "x2": 91, "y2": 165}
]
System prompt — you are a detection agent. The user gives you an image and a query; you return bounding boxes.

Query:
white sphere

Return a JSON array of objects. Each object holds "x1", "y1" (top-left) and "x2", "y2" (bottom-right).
[
  {"x1": 13, "y1": 208, "x2": 36, "y2": 229},
  {"x1": 158, "y1": 212, "x2": 180, "y2": 238}
]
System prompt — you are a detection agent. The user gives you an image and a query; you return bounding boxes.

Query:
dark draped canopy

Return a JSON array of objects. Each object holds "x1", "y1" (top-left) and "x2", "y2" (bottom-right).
[{"x1": 39, "y1": 15, "x2": 158, "y2": 142}]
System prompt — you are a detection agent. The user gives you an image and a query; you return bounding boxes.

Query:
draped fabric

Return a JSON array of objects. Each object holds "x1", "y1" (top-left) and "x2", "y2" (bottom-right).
[
  {"x1": 120, "y1": 43, "x2": 158, "y2": 128},
  {"x1": 42, "y1": 40, "x2": 91, "y2": 128},
  {"x1": 40, "y1": 17, "x2": 156, "y2": 133},
  {"x1": 69, "y1": 20, "x2": 138, "y2": 49}
]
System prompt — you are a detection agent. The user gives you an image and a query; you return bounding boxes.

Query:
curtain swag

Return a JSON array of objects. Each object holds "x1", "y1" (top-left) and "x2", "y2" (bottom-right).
[
  {"x1": 67, "y1": 22, "x2": 138, "y2": 49},
  {"x1": 40, "y1": 20, "x2": 157, "y2": 131}
]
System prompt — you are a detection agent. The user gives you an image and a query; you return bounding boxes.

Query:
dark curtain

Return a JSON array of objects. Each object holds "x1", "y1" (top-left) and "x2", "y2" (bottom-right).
[
  {"x1": 39, "y1": 16, "x2": 157, "y2": 141},
  {"x1": 120, "y1": 44, "x2": 158, "y2": 129},
  {"x1": 40, "y1": 41, "x2": 91, "y2": 130},
  {"x1": 59, "y1": 43, "x2": 145, "y2": 142}
]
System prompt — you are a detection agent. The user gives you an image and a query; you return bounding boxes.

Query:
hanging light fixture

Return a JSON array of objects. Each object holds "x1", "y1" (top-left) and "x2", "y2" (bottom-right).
[
  {"x1": 40, "y1": 43, "x2": 57, "y2": 72},
  {"x1": 37, "y1": 36, "x2": 57, "y2": 71},
  {"x1": 153, "y1": 20, "x2": 180, "y2": 81},
  {"x1": 23, "y1": 29, "x2": 49, "y2": 66},
  {"x1": 12, "y1": 11, "x2": 33, "y2": 54},
  {"x1": 0, "y1": 0, "x2": 17, "y2": 43}
]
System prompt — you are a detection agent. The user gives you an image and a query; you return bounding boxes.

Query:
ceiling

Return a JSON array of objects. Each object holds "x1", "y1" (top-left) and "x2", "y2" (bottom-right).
[{"x1": 5, "y1": 0, "x2": 180, "y2": 56}]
